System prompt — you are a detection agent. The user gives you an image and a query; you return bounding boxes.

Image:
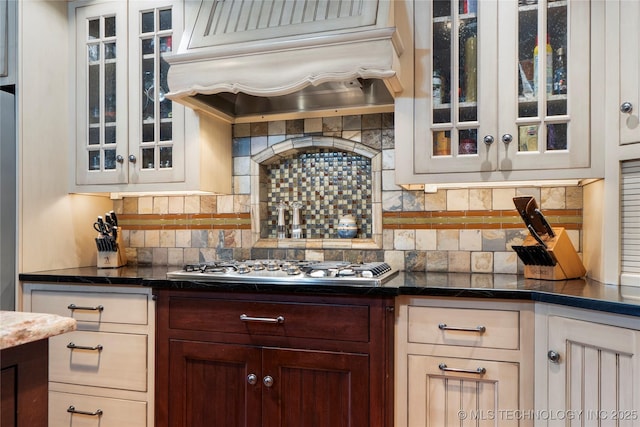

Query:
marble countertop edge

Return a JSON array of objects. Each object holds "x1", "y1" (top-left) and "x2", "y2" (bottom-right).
[{"x1": 0, "y1": 311, "x2": 77, "y2": 350}]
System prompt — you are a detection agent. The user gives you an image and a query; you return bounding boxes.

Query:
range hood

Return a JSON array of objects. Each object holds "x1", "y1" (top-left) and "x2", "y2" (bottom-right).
[{"x1": 165, "y1": 0, "x2": 404, "y2": 122}]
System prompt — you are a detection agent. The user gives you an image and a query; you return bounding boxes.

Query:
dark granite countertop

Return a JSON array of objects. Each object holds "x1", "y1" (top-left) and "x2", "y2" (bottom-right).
[{"x1": 19, "y1": 266, "x2": 640, "y2": 317}]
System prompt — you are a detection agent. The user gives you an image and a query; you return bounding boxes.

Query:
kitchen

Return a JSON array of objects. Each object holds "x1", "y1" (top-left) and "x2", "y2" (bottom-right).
[{"x1": 2, "y1": 0, "x2": 640, "y2": 426}]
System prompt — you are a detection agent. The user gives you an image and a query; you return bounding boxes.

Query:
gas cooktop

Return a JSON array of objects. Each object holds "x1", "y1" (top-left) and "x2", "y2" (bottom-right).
[{"x1": 166, "y1": 260, "x2": 398, "y2": 286}]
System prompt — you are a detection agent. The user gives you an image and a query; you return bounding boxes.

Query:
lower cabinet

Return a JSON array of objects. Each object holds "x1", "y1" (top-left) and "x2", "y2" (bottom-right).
[
  {"x1": 395, "y1": 297, "x2": 535, "y2": 427},
  {"x1": 21, "y1": 283, "x2": 155, "y2": 427},
  {"x1": 155, "y1": 290, "x2": 394, "y2": 427},
  {"x1": 538, "y1": 305, "x2": 640, "y2": 426}
]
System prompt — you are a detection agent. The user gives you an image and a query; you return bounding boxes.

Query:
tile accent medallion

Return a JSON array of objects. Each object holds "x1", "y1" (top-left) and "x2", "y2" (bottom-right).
[
  {"x1": 112, "y1": 113, "x2": 585, "y2": 274},
  {"x1": 264, "y1": 148, "x2": 373, "y2": 239}
]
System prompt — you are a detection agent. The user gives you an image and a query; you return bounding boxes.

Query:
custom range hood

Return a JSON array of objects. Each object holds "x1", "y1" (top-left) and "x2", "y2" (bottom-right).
[{"x1": 165, "y1": 0, "x2": 403, "y2": 121}]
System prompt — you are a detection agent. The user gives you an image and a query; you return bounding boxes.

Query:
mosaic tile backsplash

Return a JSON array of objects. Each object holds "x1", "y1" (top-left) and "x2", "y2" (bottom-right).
[
  {"x1": 112, "y1": 112, "x2": 585, "y2": 273},
  {"x1": 266, "y1": 149, "x2": 372, "y2": 239}
]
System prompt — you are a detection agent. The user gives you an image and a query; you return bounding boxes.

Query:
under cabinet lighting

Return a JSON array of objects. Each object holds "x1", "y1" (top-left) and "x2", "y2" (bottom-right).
[{"x1": 398, "y1": 179, "x2": 585, "y2": 193}]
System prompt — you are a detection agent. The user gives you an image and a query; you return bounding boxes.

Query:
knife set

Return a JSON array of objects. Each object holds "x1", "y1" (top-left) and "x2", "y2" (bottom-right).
[
  {"x1": 94, "y1": 211, "x2": 127, "y2": 268},
  {"x1": 512, "y1": 196, "x2": 585, "y2": 280}
]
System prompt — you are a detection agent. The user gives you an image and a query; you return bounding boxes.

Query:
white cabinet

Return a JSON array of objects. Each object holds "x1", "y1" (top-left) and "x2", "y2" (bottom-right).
[
  {"x1": 395, "y1": 0, "x2": 598, "y2": 185},
  {"x1": 395, "y1": 297, "x2": 535, "y2": 427},
  {"x1": 70, "y1": 0, "x2": 231, "y2": 194},
  {"x1": 0, "y1": 0, "x2": 17, "y2": 86},
  {"x1": 619, "y1": 0, "x2": 640, "y2": 146},
  {"x1": 536, "y1": 304, "x2": 640, "y2": 426},
  {"x1": 21, "y1": 283, "x2": 155, "y2": 427}
]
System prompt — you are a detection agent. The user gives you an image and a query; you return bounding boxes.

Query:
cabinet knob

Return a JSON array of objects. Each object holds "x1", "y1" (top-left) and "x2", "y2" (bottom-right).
[
  {"x1": 263, "y1": 375, "x2": 274, "y2": 388},
  {"x1": 116, "y1": 155, "x2": 124, "y2": 163},
  {"x1": 247, "y1": 374, "x2": 258, "y2": 385},
  {"x1": 547, "y1": 350, "x2": 561, "y2": 363},
  {"x1": 620, "y1": 102, "x2": 633, "y2": 114},
  {"x1": 502, "y1": 134, "x2": 513, "y2": 144},
  {"x1": 483, "y1": 135, "x2": 494, "y2": 145},
  {"x1": 128, "y1": 154, "x2": 137, "y2": 163}
]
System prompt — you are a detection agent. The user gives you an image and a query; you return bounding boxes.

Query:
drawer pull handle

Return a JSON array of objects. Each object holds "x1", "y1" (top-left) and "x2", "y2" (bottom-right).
[
  {"x1": 67, "y1": 406, "x2": 103, "y2": 417},
  {"x1": 240, "y1": 314, "x2": 285, "y2": 324},
  {"x1": 67, "y1": 304, "x2": 104, "y2": 312},
  {"x1": 438, "y1": 323, "x2": 486, "y2": 333},
  {"x1": 67, "y1": 342, "x2": 104, "y2": 351},
  {"x1": 438, "y1": 363, "x2": 486, "y2": 375}
]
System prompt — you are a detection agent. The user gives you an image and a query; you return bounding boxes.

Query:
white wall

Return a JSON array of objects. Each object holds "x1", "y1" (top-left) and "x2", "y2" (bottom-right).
[{"x1": 18, "y1": 0, "x2": 112, "y2": 273}]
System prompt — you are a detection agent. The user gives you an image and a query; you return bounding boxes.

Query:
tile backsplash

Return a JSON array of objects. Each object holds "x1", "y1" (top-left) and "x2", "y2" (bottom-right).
[{"x1": 114, "y1": 113, "x2": 583, "y2": 273}]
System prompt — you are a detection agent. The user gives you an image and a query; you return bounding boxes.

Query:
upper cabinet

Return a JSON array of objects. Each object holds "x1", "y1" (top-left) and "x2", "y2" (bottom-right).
[
  {"x1": 70, "y1": 0, "x2": 231, "y2": 194},
  {"x1": 0, "y1": 0, "x2": 16, "y2": 86},
  {"x1": 619, "y1": 0, "x2": 640, "y2": 146},
  {"x1": 396, "y1": 0, "x2": 600, "y2": 186}
]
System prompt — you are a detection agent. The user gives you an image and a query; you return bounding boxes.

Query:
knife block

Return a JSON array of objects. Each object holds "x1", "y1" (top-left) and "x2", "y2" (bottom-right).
[
  {"x1": 96, "y1": 234, "x2": 127, "y2": 269},
  {"x1": 518, "y1": 227, "x2": 586, "y2": 280}
]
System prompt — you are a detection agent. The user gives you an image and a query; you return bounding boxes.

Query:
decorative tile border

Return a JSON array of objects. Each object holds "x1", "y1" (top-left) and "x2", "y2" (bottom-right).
[
  {"x1": 383, "y1": 209, "x2": 582, "y2": 230},
  {"x1": 118, "y1": 213, "x2": 251, "y2": 230}
]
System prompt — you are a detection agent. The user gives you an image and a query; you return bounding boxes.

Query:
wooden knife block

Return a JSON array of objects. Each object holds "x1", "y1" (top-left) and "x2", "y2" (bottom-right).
[
  {"x1": 521, "y1": 227, "x2": 585, "y2": 280},
  {"x1": 97, "y1": 234, "x2": 127, "y2": 269}
]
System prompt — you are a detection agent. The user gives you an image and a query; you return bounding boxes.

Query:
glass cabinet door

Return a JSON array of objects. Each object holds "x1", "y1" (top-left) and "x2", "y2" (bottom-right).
[
  {"x1": 129, "y1": 1, "x2": 184, "y2": 184},
  {"x1": 75, "y1": 2, "x2": 128, "y2": 185},
  {"x1": 499, "y1": 0, "x2": 589, "y2": 170},
  {"x1": 414, "y1": 0, "x2": 498, "y2": 174}
]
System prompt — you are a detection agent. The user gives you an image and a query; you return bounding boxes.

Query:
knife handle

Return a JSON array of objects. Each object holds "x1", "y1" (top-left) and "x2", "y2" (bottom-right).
[
  {"x1": 534, "y1": 209, "x2": 555, "y2": 237},
  {"x1": 527, "y1": 224, "x2": 547, "y2": 248}
]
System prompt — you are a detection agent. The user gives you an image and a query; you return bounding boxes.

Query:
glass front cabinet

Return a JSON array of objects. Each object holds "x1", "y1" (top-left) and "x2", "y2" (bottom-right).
[
  {"x1": 396, "y1": 0, "x2": 597, "y2": 185},
  {"x1": 73, "y1": 0, "x2": 185, "y2": 188}
]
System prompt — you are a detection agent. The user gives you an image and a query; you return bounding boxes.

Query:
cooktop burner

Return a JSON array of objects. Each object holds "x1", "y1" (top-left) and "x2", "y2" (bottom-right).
[{"x1": 167, "y1": 260, "x2": 398, "y2": 286}]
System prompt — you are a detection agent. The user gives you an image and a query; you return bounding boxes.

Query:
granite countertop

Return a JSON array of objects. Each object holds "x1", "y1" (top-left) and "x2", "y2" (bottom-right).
[
  {"x1": 0, "y1": 311, "x2": 77, "y2": 350},
  {"x1": 18, "y1": 266, "x2": 640, "y2": 317}
]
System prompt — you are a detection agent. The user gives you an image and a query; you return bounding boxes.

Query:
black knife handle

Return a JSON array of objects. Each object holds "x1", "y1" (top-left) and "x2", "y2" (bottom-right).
[
  {"x1": 535, "y1": 208, "x2": 555, "y2": 237},
  {"x1": 527, "y1": 224, "x2": 547, "y2": 248}
]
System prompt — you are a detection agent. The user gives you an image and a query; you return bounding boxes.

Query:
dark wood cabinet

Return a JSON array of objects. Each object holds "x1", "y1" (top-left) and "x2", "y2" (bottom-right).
[
  {"x1": 156, "y1": 290, "x2": 394, "y2": 427},
  {"x1": 0, "y1": 339, "x2": 48, "y2": 427}
]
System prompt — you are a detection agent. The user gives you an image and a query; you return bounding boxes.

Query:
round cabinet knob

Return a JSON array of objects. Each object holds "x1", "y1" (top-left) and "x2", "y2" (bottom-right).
[
  {"x1": 547, "y1": 350, "x2": 561, "y2": 363},
  {"x1": 128, "y1": 155, "x2": 137, "y2": 163},
  {"x1": 620, "y1": 102, "x2": 633, "y2": 114},
  {"x1": 502, "y1": 134, "x2": 513, "y2": 144},
  {"x1": 247, "y1": 374, "x2": 258, "y2": 385},
  {"x1": 483, "y1": 135, "x2": 494, "y2": 145},
  {"x1": 116, "y1": 155, "x2": 124, "y2": 163},
  {"x1": 263, "y1": 376, "x2": 274, "y2": 388}
]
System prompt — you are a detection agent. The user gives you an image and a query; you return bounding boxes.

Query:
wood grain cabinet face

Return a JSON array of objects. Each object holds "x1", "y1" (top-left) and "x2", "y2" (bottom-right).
[{"x1": 156, "y1": 291, "x2": 393, "y2": 427}]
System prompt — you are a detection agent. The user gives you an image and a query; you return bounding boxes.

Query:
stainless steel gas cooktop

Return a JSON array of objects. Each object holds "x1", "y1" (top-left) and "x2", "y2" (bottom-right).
[{"x1": 167, "y1": 260, "x2": 398, "y2": 286}]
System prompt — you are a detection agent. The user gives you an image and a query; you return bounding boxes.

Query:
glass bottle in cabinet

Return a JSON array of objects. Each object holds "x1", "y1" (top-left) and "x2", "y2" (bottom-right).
[
  {"x1": 516, "y1": 0, "x2": 569, "y2": 153},
  {"x1": 431, "y1": 0, "x2": 480, "y2": 161}
]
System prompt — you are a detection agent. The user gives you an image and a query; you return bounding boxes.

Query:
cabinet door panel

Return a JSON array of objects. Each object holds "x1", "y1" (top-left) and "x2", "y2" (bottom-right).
[
  {"x1": 262, "y1": 348, "x2": 370, "y2": 427},
  {"x1": 408, "y1": 355, "x2": 520, "y2": 427},
  {"x1": 168, "y1": 340, "x2": 262, "y2": 427},
  {"x1": 547, "y1": 316, "x2": 639, "y2": 426},
  {"x1": 620, "y1": 0, "x2": 640, "y2": 145}
]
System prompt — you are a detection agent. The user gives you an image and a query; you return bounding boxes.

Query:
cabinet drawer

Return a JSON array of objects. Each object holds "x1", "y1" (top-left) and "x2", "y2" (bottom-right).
[
  {"x1": 31, "y1": 290, "x2": 148, "y2": 326},
  {"x1": 49, "y1": 391, "x2": 147, "y2": 427},
  {"x1": 49, "y1": 331, "x2": 147, "y2": 391},
  {"x1": 169, "y1": 296, "x2": 370, "y2": 342},
  {"x1": 407, "y1": 306, "x2": 520, "y2": 350}
]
